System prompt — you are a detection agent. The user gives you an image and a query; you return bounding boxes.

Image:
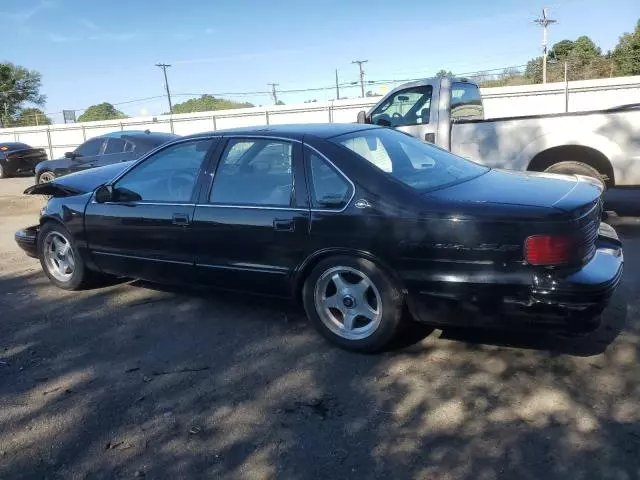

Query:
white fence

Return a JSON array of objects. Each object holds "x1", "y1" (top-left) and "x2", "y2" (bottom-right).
[{"x1": 2, "y1": 75, "x2": 639, "y2": 160}]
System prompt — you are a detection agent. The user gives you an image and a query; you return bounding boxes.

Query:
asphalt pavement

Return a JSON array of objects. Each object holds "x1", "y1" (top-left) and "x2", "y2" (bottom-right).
[{"x1": 0, "y1": 178, "x2": 639, "y2": 480}]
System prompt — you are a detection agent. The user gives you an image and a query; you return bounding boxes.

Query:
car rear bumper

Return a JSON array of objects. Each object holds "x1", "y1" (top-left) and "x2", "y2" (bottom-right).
[
  {"x1": 15, "y1": 226, "x2": 39, "y2": 258},
  {"x1": 406, "y1": 222, "x2": 623, "y2": 333}
]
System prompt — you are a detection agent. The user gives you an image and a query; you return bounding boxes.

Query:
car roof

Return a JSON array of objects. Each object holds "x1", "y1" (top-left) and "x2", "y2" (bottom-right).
[
  {"x1": 182, "y1": 123, "x2": 381, "y2": 141},
  {"x1": 97, "y1": 130, "x2": 178, "y2": 140}
]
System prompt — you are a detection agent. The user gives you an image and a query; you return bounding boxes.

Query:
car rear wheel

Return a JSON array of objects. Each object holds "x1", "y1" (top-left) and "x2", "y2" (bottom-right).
[
  {"x1": 38, "y1": 222, "x2": 95, "y2": 290},
  {"x1": 37, "y1": 171, "x2": 55, "y2": 184},
  {"x1": 302, "y1": 256, "x2": 404, "y2": 352},
  {"x1": 544, "y1": 161, "x2": 604, "y2": 186}
]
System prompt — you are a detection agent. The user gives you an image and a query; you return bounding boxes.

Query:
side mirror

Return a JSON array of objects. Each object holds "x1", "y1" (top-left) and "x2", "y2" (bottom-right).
[
  {"x1": 64, "y1": 152, "x2": 76, "y2": 159},
  {"x1": 95, "y1": 185, "x2": 114, "y2": 203},
  {"x1": 356, "y1": 110, "x2": 369, "y2": 124}
]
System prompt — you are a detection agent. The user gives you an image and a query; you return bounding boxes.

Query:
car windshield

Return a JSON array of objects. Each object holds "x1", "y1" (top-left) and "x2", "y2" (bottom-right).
[{"x1": 332, "y1": 128, "x2": 488, "y2": 191}]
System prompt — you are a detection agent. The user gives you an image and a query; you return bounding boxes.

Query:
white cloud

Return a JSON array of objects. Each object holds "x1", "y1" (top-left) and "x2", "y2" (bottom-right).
[
  {"x1": 3, "y1": 0, "x2": 54, "y2": 24},
  {"x1": 48, "y1": 33, "x2": 80, "y2": 43},
  {"x1": 79, "y1": 18, "x2": 100, "y2": 31},
  {"x1": 89, "y1": 33, "x2": 140, "y2": 41}
]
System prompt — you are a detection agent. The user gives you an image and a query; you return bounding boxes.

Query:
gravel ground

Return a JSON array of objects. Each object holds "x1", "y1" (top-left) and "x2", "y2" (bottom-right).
[{"x1": 0, "y1": 178, "x2": 639, "y2": 480}]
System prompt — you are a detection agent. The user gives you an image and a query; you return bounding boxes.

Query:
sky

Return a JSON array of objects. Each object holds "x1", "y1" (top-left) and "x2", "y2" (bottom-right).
[{"x1": 3, "y1": 0, "x2": 639, "y2": 122}]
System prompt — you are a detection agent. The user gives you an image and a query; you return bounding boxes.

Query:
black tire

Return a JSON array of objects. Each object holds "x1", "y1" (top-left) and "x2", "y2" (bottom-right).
[
  {"x1": 38, "y1": 222, "x2": 96, "y2": 290},
  {"x1": 544, "y1": 161, "x2": 604, "y2": 186},
  {"x1": 37, "y1": 170, "x2": 55, "y2": 184},
  {"x1": 302, "y1": 255, "x2": 404, "y2": 352}
]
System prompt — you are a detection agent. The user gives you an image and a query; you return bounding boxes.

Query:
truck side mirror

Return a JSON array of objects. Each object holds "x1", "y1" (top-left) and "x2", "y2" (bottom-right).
[{"x1": 356, "y1": 110, "x2": 368, "y2": 124}]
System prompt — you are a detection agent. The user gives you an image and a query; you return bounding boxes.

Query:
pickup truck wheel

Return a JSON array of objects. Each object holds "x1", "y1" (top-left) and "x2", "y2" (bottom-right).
[
  {"x1": 302, "y1": 256, "x2": 404, "y2": 352},
  {"x1": 38, "y1": 222, "x2": 96, "y2": 290},
  {"x1": 37, "y1": 171, "x2": 55, "y2": 184},
  {"x1": 544, "y1": 161, "x2": 604, "y2": 186}
]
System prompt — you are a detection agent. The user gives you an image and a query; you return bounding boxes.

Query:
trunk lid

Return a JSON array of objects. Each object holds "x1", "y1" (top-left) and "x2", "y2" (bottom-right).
[
  {"x1": 24, "y1": 161, "x2": 134, "y2": 196},
  {"x1": 426, "y1": 169, "x2": 603, "y2": 213},
  {"x1": 424, "y1": 168, "x2": 603, "y2": 267}
]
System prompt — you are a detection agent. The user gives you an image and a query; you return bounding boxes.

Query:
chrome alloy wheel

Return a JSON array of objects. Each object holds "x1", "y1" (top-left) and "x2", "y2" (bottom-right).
[
  {"x1": 314, "y1": 266, "x2": 383, "y2": 340},
  {"x1": 38, "y1": 171, "x2": 55, "y2": 183},
  {"x1": 42, "y1": 231, "x2": 75, "y2": 282}
]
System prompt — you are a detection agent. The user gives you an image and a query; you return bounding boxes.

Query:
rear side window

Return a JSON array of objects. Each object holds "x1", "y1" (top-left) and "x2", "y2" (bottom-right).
[
  {"x1": 308, "y1": 152, "x2": 352, "y2": 209},
  {"x1": 209, "y1": 139, "x2": 293, "y2": 207},
  {"x1": 104, "y1": 138, "x2": 126, "y2": 154},
  {"x1": 451, "y1": 82, "x2": 484, "y2": 120},
  {"x1": 76, "y1": 138, "x2": 103, "y2": 156}
]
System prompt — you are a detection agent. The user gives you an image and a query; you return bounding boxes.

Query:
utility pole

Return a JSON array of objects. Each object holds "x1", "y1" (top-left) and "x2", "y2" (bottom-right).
[
  {"x1": 155, "y1": 63, "x2": 173, "y2": 114},
  {"x1": 335, "y1": 69, "x2": 340, "y2": 100},
  {"x1": 268, "y1": 83, "x2": 279, "y2": 105},
  {"x1": 534, "y1": 8, "x2": 557, "y2": 84},
  {"x1": 352, "y1": 60, "x2": 368, "y2": 98}
]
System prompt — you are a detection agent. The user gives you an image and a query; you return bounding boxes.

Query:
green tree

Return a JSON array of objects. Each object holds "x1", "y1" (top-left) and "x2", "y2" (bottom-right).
[
  {"x1": 171, "y1": 95, "x2": 254, "y2": 114},
  {"x1": 275, "y1": 100, "x2": 285, "y2": 106},
  {"x1": 572, "y1": 36, "x2": 601, "y2": 63},
  {"x1": 612, "y1": 19, "x2": 640, "y2": 75},
  {"x1": 78, "y1": 103, "x2": 127, "y2": 122},
  {"x1": 524, "y1": 57, "x2": 543, "y2": 83},
  {"x1": 0, "y1": 63, "x2": 46, "y2": 127},
  {"x1": 435, "y1": 69, "x2": 453, "y2": 78},
  {"x1": 550, "y1": 39, "x2": 574, "y2": 60},
  {"x1": 12, "y1": 108, "x2": 51, "y2": 127}
]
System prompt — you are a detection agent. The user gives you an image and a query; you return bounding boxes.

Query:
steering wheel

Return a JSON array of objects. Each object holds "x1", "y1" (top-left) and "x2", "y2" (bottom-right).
[{"x1": 168, "y1": 171, "x2": 196, "y2": 201}]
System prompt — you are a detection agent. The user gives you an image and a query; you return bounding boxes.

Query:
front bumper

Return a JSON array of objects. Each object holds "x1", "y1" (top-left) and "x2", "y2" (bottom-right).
[
  {"x1": 406, "y1": 223, "x2": 624, "y2": 332},
  {"x1": 15, "y1": 226, "x2": 39, "y2": 258}
]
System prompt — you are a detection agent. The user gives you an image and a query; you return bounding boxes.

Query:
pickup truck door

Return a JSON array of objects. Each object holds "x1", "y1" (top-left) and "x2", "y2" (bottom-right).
[{"x1": 369, "y1": 84, "x2": 439, "y2": 145}]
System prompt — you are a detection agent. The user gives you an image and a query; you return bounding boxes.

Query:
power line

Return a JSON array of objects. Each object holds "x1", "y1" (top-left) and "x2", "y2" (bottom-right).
[
  {"x1": 155, "y1": 63, "x2": 173, "y2": 114},
  {"x1": 534, "y1": 8, "x2": 557, "y2": 84},
  {"x1": 352, "y1": 60, "x2": 368, "y2": 98}
]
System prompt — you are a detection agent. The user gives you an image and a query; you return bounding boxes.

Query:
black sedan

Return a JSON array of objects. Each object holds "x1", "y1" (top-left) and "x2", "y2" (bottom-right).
[
  {"x1": 0, "y1": 142, "x2": 48, "y2": 178},
  {"x1": 34, "y1": 130, "x2": 179, "y2": 183},
  {"x1": 15, "y1": 124, "x2": 623, "y2": 352}
]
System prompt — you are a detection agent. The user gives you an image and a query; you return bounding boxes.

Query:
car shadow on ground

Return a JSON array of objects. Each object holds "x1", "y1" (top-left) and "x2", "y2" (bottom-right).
[{"x1": 1, "y1": 264, "x2": 638, "y2": 479}]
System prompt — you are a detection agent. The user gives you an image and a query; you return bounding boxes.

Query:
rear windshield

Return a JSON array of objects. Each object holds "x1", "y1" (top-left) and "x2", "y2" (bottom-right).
[{"x1": 332, "y1": 128, "x2": 488, "y2": 191}]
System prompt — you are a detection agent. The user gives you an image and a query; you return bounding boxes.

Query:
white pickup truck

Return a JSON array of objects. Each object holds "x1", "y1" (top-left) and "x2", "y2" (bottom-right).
[{"x1": 357, "y1": 77, "x2": 640, "y2": 193}]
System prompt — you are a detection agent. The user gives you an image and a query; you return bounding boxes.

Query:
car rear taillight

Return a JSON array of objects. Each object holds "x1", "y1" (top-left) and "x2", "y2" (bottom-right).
[{"x1": 525, "y1": 235, "x2": 573, "y2": 266}]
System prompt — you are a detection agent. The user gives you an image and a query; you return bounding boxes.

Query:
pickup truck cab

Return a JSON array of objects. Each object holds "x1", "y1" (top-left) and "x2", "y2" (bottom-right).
[{"x1": 358, "y1": 77, "x2": 640, "y2": 190}]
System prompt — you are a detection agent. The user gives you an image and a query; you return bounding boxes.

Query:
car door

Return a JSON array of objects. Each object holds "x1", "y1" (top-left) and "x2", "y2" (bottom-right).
[
  {"x1": 97, "y1": 137, "x2": 135, "y2": 167},
  {"x1": 191, "y1": 136, "x2": 310, "y2": 296},
  {"x1": 369, "y1": 85, "x2": 437, "y2": 144},
  {"x1": 65, "y1": 137, "x2": 106, "y2": 174},
  {"x1": 84, "y1": 138, "x2": 217, "y2": 283}
]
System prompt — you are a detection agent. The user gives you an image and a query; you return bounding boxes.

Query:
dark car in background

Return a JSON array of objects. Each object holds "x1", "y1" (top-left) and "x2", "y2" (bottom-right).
[
  {"x1": 15, "y1": 124, "x2": 623, "y2": 352},
  {"x1": 34, "y1": 130, "x2": 179, "y2": 183},
  {"x1": 0, "y1": 142, "x2": 48, "y2": 179}
]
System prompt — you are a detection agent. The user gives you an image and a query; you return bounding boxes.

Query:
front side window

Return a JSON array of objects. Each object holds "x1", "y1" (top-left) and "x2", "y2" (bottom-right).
[
  {"x1": 308, "y1": 152, "x2": 351, "y2": 209},
  {"x1": 333, "y1": 128, "x2": 487, "y2": 191},
  {"x1": 104, "y1": 138, "x2": 126, "y2": 155},
  {"x1": 451, "y1": 82, "x2": 484, "y2": 120},
  {"x1": 209, "y1": 139, "x2": 293, "y2": 207},
  {"x1": 113, "y1": 139, "x2": 212, "y2": 203},
  {"x1": 370, "y1": 86, "x2": 432, "y2": 127},
  {"x1": 76, "y1": 138, "x2": 104, "y2": 156}
]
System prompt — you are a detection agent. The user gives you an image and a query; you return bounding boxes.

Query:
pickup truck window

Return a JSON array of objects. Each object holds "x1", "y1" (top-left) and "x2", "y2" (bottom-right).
[
  {"x1": 370, "y1": 86, "x2": 432, "y2": 128},
  {"x1": 451, "y1": 82, "x2": 484, "y2": 120},
  {"x1": 333, "y1": 128, "x2": 488, "y2": 191}
]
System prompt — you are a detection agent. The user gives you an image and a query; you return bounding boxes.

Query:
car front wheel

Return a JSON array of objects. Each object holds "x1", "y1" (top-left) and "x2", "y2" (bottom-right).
[
  {"x1": 38, "y1": 222, "x2": 95, "y2": 290},
  {"x1": 303, "y1": 256, "x2": 404, "y2": 352},
  {"x1": 37, "y1": 171, "x2": 55, "y2": 184}
]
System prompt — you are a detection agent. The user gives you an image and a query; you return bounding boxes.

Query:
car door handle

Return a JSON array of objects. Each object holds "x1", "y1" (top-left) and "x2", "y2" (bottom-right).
[
  {"x1": 425, "y1": 133, "x2": 435, "y2": 143},
  {"x1": 172, "y1": 213, "x2": 190, "y2": 226},
  {"x1": 273, "y1": 218, "x2": 295, "y2": 232}
]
